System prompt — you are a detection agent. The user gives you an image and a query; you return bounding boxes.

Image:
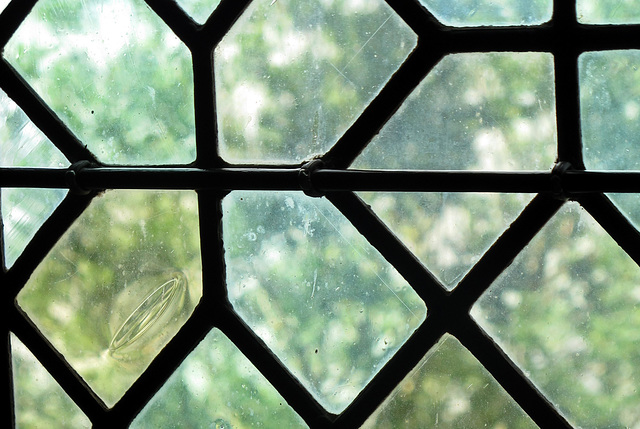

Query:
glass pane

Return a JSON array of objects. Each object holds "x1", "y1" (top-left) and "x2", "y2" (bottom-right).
[
  {"x1": 17, "y1": 190, "x2": 202, "y2": 407},
  {"x1": 362, "y1": 334, "x2": 538, "y2": 428},
  {"x1": 132, "y1": 328, "x2": 307, "y2": 428},
  {"x1": 354, "y1": 52, "x2": 556, "y2": 171},
  {"x1": 419, "y1": 0, "x2": 552, "y2": 26},
  {"x1": 0, "y1": 0, "x2": 10, "y2": 13},
  {"x1": 11, "y1": 333, "x2": 91, "y2": 428},
  {"x1": 223, "y1": 192, "x2": 426, "y2": 413},
  {"x1": 472, "y1": 202, "x2": 640, "y2": 428},
  {"x1": 577, "y1": 0, "x2": 640, "y2": 24},
  {"x1": 175, "y1": 0, "x2": 221, "y2": 24},
  {"x1": 1, "y1": 88, "x2": 69, "y2": 268},
  {"x1": 608, "y1": 194, "x2": 640, "y2": 232},
  {"x1": 2, "y1": 188, "x2": 67, "y2": 268},
  {"x1": 358, "y1": 192, "x2": 533, "y2": 289},
  {"x1": 4, "y1": 0, "x2": 196, "y2": 165},
  {"x1": 215, "y1": 0, "x2": 416, "y2": 163},
  {"x1": 580, "y1": 50, "x2": 640, "y2": 170}
]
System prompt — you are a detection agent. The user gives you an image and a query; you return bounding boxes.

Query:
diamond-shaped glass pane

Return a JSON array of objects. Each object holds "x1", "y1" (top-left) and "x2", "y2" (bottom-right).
[
  {"x1": 354, "y1": 52, "x2": 557, "y2": 171},
  {"x1": 472, "y1": 202, "x2": 640, "y2": 428},
  {"x1": 215, "y1": 0, "x2": 417, "y2": 163},
  {"x1": 175, "y1": 0, "x2": 221, "y2": 24},
  {"x1": 17, "y1": 190, "x2": 202, "y2": 406},
  {"x1": 132, "y1": 328, "x2": 307, "y2": 428},
  {"x1": 363, "y1": 334, "x2": 538, "y2": 428},
  {"x1": 580, "y1": 50, "x2": 640, "y2": 170},
  {"x1": 419, "y1": 0, "x2": 553, "y2": 27},
  {"x1": 11, "y1": 333, "x2": 91, "y2": 428},
  {"x1": 577, "y1": 0, "x2": 640, "y2": 24},
  {"x1": 358, "y1": 192, "x2": 534, "y2": 289},
  {"x1": 223, "y1": 192, "x2": 426, "y2": 413},
  {"x1": 4, "y1": 0, "x2": 196, "y2": 165}
]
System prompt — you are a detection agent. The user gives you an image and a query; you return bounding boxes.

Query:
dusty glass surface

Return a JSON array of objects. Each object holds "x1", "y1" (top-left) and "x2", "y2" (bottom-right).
[
  {"x1": 472, "y1": 202, "x2": 640, "y2": 428},
  {"x1": 607, "y1": 193, "x2": 640, "y2": 233},
  {"x1": 580, "y1": 50, "x2": 640, "y2": 170},
  {"x1": 17, "y1": 190, "x2": 202, "y2": 406},
  {"x1": 215, "y1": 0, "x2": 416, "y2": 163},
  {"x1": 223, "y1": 191, "x2": 426, "y2": 413},
  {"x1": 1, "y1": 88, "x2": 68, "y2": 268},
  {"x1": 358, "y1": 192, "x2": 533, "y2": 289},
  {"x1": 132, "y1": 328, "x2": 307, "y2": 428},
  {"x1": 11, "y1": 333, "x2": 91, "y2": 428},
  {"x1": 2, "y1": 188, "x2": 67, "y2": 269},
  {"x1": 175, "y1": 0, "x2": 221, "y2": 24},
  {"x1": 419, "y1": 0, "x2": 552, "y2": 26},
  {"x1": 362, "y1": 334, "x2": 538, "y2": 428},
  {"x1": 355, "y1": 52, "x2": 557, "y2": 171},
  {"x1": 577, "y1": 0, "x2": 640, "y2": 24},
  {"x1": 4, "y1": 0, "x2": 196, "y2": 165}
]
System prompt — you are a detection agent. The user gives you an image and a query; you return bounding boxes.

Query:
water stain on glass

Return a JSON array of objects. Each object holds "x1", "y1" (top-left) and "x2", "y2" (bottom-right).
[{"x1": 109, "y1": 271, "x2": 189, "y2": 361}]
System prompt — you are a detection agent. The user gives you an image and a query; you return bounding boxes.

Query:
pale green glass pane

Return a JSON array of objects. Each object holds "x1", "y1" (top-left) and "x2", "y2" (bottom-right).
[
  {"x1": 577, "y1": 0, "x2": 640, "y2": 24},
  {"x1": 4, "y1": 0, "x2": 195, "y2": 165},
  {"x1": 175, "y1": 0, "x2": 221, "y2": 24},
  {"x1": 1, "y1": 88, "x2": 69, "y2": 268},
  {"x1": 608, "y1": 194, "x2": 640, "y2": 232},
  {"x1": 17, "y1": 190, "x2": 202, "y2": 406},
  {"x1": 362, "y1": 334, "x2": 538, "y2": 428},
  {"x1": 358, "y1": 193, "x2": 533, "y2": 289},
  {"x1": 580, "y1": 50, "x2": 640, "y2": 170},
  {"x1": 419, "y1": 0, "x2": 552, "y2": 26},
  {"x1": 215, "y1": 0, "x2": 416, "y2": 163},
  {"x1": 11, "y1": 333, "x2": 91, "y2": 428},
  {"x1": 472, "y1": 202, "x2": 640, "y2": 428},
  {"x1": 132, "y1": 328, "x2": 307, "y2": 428},
  {"x1": 0, "y1": 0, "x2": 10, "y2": 13},
  {"x1": 223, "y1": 192, "x2": 426, "y2": 413},
  {"x1": 2, "y1": 188, "x2": 67, "y2": 268},
  {"x1": 355, "y1": 52, "x2": 556, "y2": 171}
]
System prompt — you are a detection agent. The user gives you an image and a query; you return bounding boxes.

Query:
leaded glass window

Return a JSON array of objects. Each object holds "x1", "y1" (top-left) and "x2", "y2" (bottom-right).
[{"x1": 2, "y1": 1, "x2": 640, "y2": 427}]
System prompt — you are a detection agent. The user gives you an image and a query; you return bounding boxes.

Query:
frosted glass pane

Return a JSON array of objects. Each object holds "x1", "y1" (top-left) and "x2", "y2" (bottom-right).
[
  {"x1": 215, "y1": 0, "x2": 416, "y2": 163},
  {"x1": 359, "y1": 192, "x2": 533, "y2": 289},
  {"x1": 223, "y1": 192, "x2": 426, "y2": 413},
  {"x1": 363, "y1": 335, "x2": 538, "y2": 428},
  {"x1": 577, "y1": 0, "x2": 640, "y2": 24},
  {"x1": 4, "y1": 0, "x2": 196, "y2": 165},
  {"x1": 472, "y1": 202, "x2": 640, "y2": 428},
  {"x1": 132, "y1": 329, "x2": 307, "y2": 428},
  {"x1": 2, "y1": 188, "x2": 67, "y2": 268},
  {"x1": 580, "y1": 50, "x2": 640, "y2": 170},
  {"x1": 175, "y1": 0, "x2": 221, "y2": 24},
  {"x1": 355, "y1": 52, "x2": 556, "y2": 171},
  {"x1": 17, "y1": 190, "x2": 202, "y2": 406},
  {"x1": 419, "y1": 0, "x2": 552, "y2": 26},
  {"x1": 11, "y1": 333, "x2": 91, "y2": 428}
]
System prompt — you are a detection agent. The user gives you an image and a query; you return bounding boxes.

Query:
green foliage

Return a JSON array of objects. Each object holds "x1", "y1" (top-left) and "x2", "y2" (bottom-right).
[{"x1": 3, "y1": 0, "x2": 640, "y2": 428}]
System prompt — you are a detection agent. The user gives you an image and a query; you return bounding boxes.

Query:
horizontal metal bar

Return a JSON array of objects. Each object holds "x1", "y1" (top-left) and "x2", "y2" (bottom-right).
[{"x1": 2, "y1": 166, "x2": 640, "y2": 193}]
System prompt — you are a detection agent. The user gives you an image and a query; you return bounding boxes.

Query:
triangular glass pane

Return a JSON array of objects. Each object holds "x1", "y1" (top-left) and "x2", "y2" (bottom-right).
[
  {"x1": 17, "y1": 190, "x2": 203, "y2": 407},
  {"x1": 223, "y1": 192, "x2": 426, "y2": 413},
  {"x1": 354, "y1": 52, "x2": 556, "y2": 171},
  {"x1": 358, "y1": 192, "x2": 533, "y2": 289},
  {"x1": 215, "y1": 0, "x2": 417, "y2": 163},
  {"x1": 577, "y1": 0, "x2": 640, "y2": 24},
  {"x1": 132, "y1": 328, "x2": 308, "y2": 428},
  {"x1": 419, "y1": 0, "x2": 552, "y2": 26},
  {"x1": 2, "y1": 188, "x2": 67, "y2": 268},
  {"x1": 4, "y1": 0, "x2": 196, "y2": 165},
  {"x1": 0, "y1": 0, "x2": 10, "y2": 14},
  {"x1": 363, "y1": 334, "x2": 538, "y2": 428},
  {"x1": 1, "y1": 88, "x2": 69, "y2": 268},
  {"x1": 11, "y1": 333, "x2": 91, "y2": 428},
  {"x1": 472, "y1": 202, "x2": 640, "y2": 428},
  {"x1": 607, "y1": 194, "x2": 640, "y2": 231},
  {"x1": 175, "y1": 0, "x2": 221, "y2": 24}
]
